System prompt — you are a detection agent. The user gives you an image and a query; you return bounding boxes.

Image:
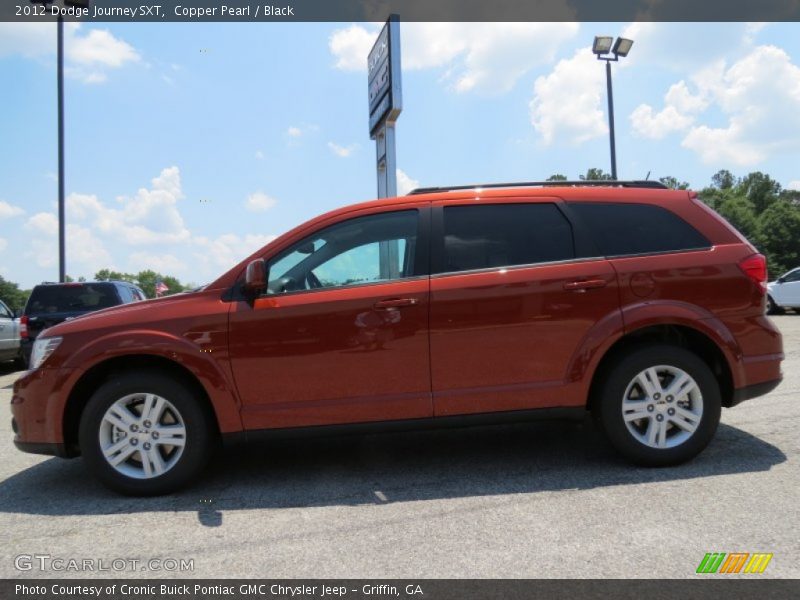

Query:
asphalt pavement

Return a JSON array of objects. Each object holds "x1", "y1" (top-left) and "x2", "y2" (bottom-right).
[{"x1": 1, "y1": 315, "x2": 798, "y2": 579}]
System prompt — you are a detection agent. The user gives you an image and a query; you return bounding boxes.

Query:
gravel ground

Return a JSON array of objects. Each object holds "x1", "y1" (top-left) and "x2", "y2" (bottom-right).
[{"x1": 0, "y1": 315, "x2": 798, "y2": 579}]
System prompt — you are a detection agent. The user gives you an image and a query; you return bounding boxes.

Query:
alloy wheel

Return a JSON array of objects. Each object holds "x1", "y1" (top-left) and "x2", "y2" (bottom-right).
[
  {"x1": 98, "y1": 393, "x2": 186, "y2": 479},
  {"x1": 621, "y1": 365, "x2": 703, "y2": 449}
]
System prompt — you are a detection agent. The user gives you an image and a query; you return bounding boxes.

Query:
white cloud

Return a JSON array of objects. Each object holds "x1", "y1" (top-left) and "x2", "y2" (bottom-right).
[
  {"x1": 630, "y1": 81, "x2": 709, "y2": 139},
  {"x1": 193, "y1": 233, "x2": 277, "y2": 270},
  {"x1": 620, "y1": 23, "x2": 761, "y2": 71},
  {"x1": 396, "y1": 169, "x2": 419, "y2": 196},
  {"x1": 680, "y1": 45, "x2": 800, "y2": 166},
  {"x1": 330, "y1": 22, "x2": 579, "y2": 94},
  {"x1": 329, "y1": 24, "x2": 377, "y2": 71},
  {"x1": 327, "y1": 142, "x2": 358, "y2": 158},
  {"x1": 788, "y1": 180, "x2": 800, "y2": 191},
  {"x1": 0, "y1": 200, "x2": 25, "y2": 219},
  {"x1": 24, "y1": 217, "x2": 111, "y2": 272},
  {"x1": 25, "y1": 212, "x2": 58, "y2": 236},
  {"x1": 15, "y1": 167, "x2": 280, "y2": 283},
  {"x1": 529, "y1": 48, "x2": 607, "y2": 146},
  {"x1": 245, "y1": 192, "x2": 278, "y2": 212},
  {"x1": 68, "y1": 166, "x2": 190, "y2": 244},
  {"x1": 287, "y1": 126, "x2": 303, "y2": 137},
  {"x1": 255, "y1": 150, "x2": 265, "y2": 160},
  {"x1": 128, "y1": 252, "x2": 187, "y2": 274},
  {"x1": 0, "y1": 22, "x2": 139, "y2": 84},
  {"x1": 0, "y1": 238, "x2": 7, "y2": 253}
]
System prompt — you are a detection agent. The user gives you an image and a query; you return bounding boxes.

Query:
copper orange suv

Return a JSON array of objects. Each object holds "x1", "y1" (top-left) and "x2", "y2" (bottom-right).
[{"x1": 12, "y1": 180, "x2": 784, "y2": 494}]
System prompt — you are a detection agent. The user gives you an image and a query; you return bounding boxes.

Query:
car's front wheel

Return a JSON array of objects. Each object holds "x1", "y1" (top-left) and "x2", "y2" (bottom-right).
[
  {"x1": 766, "y1": 295, "x2": 783, "y2": 315},
  {"x1": 79, "y1": 372, "x2": 215, "y2": 495},
  {"x1": 596, "y1": 345, "x2": 721, "y2": 467}
]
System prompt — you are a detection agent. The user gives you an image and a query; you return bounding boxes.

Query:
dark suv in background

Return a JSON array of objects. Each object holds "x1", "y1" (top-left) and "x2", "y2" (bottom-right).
[{"x1": 20, "y1": 281, "x2": 146, "y2": 367}]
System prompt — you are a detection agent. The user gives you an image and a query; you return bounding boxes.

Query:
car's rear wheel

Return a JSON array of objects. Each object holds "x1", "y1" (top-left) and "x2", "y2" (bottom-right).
[
  {"x1": 596, "y1": 345, "x2": 721, "y2": 466},
  {"x1": 79, "y1": 372, "x2": 215, "y2": 495}
]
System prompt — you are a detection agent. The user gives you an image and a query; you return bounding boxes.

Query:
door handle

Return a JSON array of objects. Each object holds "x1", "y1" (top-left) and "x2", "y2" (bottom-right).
[
  {"x1": 374, "y1": 298, "x2": 419, "y2": 309},
  {"x1": 563, "y1": 279, "x2": 608, "y2": 291}
]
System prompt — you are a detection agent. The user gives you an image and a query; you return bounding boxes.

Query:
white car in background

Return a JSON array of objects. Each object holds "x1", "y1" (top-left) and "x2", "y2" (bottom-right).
[
  {"x1": 0, "y1": 299, "x2": 22, "y2": 366},
  {"x1": 767, "y1": 267, "x2": 800, "y2": 314}
]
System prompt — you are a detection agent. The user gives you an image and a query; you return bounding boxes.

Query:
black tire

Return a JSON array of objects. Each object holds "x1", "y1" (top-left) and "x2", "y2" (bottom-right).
[
  {"x1": 79, "y1": 371, "x2": 216, "y2": 495},
  {"x1": 766, "y1": 295, "x2": 783, "y2": 315},
  {"x1": 595, "y1": 344, "x2": 721, "y2": 467}
]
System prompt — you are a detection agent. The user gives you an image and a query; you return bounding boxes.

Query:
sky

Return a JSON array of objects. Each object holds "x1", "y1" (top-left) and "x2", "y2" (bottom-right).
[{"x1": 0, "y1": 21, "x2": 799, "y2": 289}]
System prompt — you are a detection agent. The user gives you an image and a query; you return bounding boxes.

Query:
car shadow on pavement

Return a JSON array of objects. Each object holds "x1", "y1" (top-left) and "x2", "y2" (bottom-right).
[{"x1": 0, "y1": 417, "x2": 787, "y2": 524}]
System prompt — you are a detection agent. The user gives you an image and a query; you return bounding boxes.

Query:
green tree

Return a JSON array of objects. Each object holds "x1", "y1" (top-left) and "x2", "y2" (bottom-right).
[
  {"x1": 711, "y1": 169, "x2": 736, "y2": 190},
  {"x1": 94, "y1": 269, "x2": 187, "y2": 298},
  {"x1": 547, "y1": 174, "x2": 568, "y2": 181},
  {"x1": 756, "y1": 199, "x2": 800, "y2": 276},
  {"x1": 94, "y1": 269, "x2": 135, "y2": 283},
  {"x1": 580, "y1": 168, "x2": 613, "y2": 181},
  {"x1": 130, "y1": 270, "x2": 186, "y2": 298},
  {"x1": 659, "y1": 176, "x2": 690, "y2": 190},
  {"x1": 716, "y1": 195, "x2": 759, "y2": 242},
  {"x1": 737, "y1": 172, "x2": 781, "y2": 214},
  {"x1": 0, "y1": 276, "x2": 30, "y2": 312}
]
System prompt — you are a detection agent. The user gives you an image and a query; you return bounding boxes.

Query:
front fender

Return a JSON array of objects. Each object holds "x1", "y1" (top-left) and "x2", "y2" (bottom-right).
[{"x1": 61, "y1": 329, "x2": 243, "y2": 433}]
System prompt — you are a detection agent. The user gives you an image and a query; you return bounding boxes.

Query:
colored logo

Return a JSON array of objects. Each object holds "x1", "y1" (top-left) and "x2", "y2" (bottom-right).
[{"x1": 696, "y1": 552, "x2": 773, "y2": 574}]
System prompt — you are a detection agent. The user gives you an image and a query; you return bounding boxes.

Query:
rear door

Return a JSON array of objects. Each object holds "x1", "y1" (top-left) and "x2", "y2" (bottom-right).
[{"x1": 428, "y1": 198, "x2": 621, "y2": 416}]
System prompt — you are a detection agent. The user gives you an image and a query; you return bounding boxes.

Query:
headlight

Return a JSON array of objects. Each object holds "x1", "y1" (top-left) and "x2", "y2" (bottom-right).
[{"x1": 29, "y1": 336, "x2": 62, "y2": 370}]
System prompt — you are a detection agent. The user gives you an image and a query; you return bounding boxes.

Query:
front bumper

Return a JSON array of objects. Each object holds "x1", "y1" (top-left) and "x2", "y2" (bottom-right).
[
  {"x1": 13, "y1": 439, "x2": 71, "y2": 458},
  {"x1": 11, "y1": 366, "x2": 79, "y2": 457}
]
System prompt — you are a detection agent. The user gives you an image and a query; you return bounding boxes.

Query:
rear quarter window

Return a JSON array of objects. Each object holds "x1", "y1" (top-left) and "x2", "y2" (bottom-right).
[{"x1": 568, "y1": 202, "x2": 710, "y2": 257}]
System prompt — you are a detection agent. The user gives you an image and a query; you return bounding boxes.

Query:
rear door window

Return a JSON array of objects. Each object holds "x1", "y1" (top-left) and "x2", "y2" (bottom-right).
[
  {"x1": 568, "y1": 202, "x2": 710, "y2": 257},
  {"x1": 439, "y1": 203, "x2": 574, "y2": 273}
]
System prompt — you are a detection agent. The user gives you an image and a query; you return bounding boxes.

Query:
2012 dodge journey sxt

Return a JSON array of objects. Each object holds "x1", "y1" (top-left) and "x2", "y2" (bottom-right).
[{"x1": 12, "y1": 180, "x2": 784, "y2": 495}]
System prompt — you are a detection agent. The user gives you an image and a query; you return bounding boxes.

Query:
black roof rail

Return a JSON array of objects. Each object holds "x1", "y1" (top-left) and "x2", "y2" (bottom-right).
[{"x1": 407, "y1": 179, "x2": 669, "y2": 195}]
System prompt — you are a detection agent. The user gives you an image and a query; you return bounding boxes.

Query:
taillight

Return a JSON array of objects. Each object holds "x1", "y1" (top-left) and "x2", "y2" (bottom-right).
[
  {"x1": 739, "y1": 253, "x2": 768, "y2": 294},
  {"x1": 19, "y1": 315, "x2": 28, "y2": 339}
]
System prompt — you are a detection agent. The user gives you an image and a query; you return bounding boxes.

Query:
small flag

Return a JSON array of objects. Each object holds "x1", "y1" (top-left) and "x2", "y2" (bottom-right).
[{"x1": 155, "y1": 280, "x2": 169, "y2": 297}]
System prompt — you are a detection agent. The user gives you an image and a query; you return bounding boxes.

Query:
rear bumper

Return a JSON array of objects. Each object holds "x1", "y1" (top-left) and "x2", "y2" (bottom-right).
[
  {"x1": 19, "y1": 339, "x2": 33, "y2": 364},
  {"x1": 730, "y1": 377, "x2": 783, "y2": 407}
]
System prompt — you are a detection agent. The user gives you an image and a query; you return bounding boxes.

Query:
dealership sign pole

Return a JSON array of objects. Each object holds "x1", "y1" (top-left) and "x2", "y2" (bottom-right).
[{"x1": 368, "y1": 15, "x2": 402, "y2": 278}]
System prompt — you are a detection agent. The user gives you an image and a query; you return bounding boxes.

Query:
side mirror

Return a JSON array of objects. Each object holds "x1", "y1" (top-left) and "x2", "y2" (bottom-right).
[
  {"x1": 243, "y1": 259, "x2": 268, "y2": 295},
  {"x1": 777, "y1": 277, "x2": 785, "y2": 284}
]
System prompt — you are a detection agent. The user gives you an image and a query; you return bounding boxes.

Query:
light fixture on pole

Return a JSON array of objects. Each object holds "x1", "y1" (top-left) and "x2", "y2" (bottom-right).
[
  {"x1": 592, "y1": 35, "x2": 633, "y2": 180},
  {"x1": 28, "y1": 0, "x2": 90, "y2": 283}
]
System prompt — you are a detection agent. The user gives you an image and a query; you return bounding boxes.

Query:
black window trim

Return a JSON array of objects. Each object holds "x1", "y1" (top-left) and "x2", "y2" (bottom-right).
[{"x1": 431, "y1": 200, "x2": 584, "y2": 276}]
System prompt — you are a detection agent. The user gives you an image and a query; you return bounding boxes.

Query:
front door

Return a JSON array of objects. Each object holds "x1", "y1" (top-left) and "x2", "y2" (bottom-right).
[
  {"x1": 429, "y1": 199, "x2": 621, "y2": 416},
  {"x1": 228, "y1": 207, "x2": 432, "y2": 430}
]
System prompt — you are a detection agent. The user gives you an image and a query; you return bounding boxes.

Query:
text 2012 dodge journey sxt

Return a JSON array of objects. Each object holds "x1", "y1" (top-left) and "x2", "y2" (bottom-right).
[{"x1": 12, "y1": 181, "x2": 784, "y2": 495}]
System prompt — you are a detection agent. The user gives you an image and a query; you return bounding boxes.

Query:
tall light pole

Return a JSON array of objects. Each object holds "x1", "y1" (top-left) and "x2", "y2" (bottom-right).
[
  {"x1": 592, "y1": 36, "x2": 633, "y2": 180},
  {"x1": 29, "y1": 0, "x2": 90, "y2": 282}
]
